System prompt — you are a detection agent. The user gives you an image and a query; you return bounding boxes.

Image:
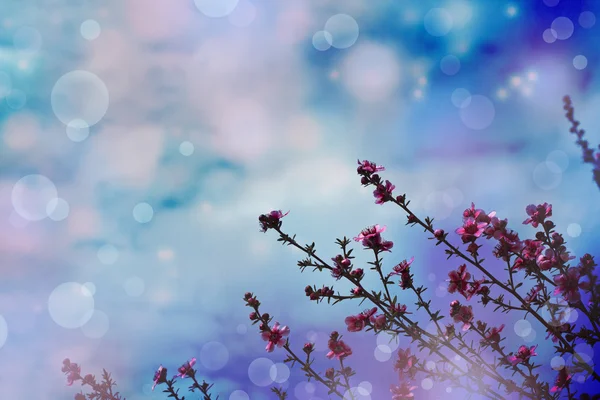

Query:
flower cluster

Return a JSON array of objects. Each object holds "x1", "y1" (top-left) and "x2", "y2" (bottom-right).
[{"x1": 254, "y1": 155, "x2": 600, "y2": 399}]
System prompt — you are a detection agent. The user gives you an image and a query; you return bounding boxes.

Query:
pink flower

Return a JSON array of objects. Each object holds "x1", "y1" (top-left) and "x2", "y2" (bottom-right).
[
  {"x1": 258, "y1": 210, "x2": 289, "y2": 232},
  {"x1": 357, "y1": 159, "x2": 385, "y2": 175},
  {"x1": 261, "y1": 322, "x2": 290, "y2": 352},
  {"x1": 394, "y1": 348, "x2": 416, "y2": 379},
  {"x1": 390, "y1": 257, "x2": 414, "y2": 276},
  {"x1": 373, "y1": 180, "x2": 395, "y2": 204},
  {"x1": 326, "y1": 332, "x2": 353, "y2": 359},
  {"x1": 344, "y1": 308, "x2": 377, "y2": 332},
  {"x1": 370, "y1": 314, "x2": 386, "y2": 330},
  {"x1": 481, "y1": 324, "x2": 505, "y2": 347},
  {"x1": 449, "y1": 300, "x2": 474, "y2": 331},
  {"x1": 507, "y1": 345, "x2": 537, "y2": 366},
  {"x1": 524, "y1": 284, "x2": 544, "y2": 304},
  {"x1": 447, "y1": 264, "x2": 471, "y2": 297},
  {"x1": 550, "y1": 367, "x2": 571, "y2": 393},
  {"x1": 462, "y1": 203, "x2": 495, "y2": 223},
  {"x1": 176, "y1": 357, "x2": 196, "y2": 379},
  {"x1": 523, "y1": 203, "x2": 552, "y2": 228},
  {"x1": 390, "y1": 382, "x2": 417, "y2": 399},
  {"x1": 61, "y1": 359, "x2": 81, "y2": 386},
  {"x1": 354, "y1": 224, "x2": 385, "y2": 242},
  {"x1": 554, "y1": 268, "x2": 589, "y2": 303},
  {"x1": 152, "y1": 365, "x2": 167, "y2": 390},
  {"x1": 455, "y1": 218, "x2": 488, "y2": 243}
]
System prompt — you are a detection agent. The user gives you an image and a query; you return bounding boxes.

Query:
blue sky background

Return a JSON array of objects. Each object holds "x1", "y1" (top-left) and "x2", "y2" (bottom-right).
[{"x1": 1, "y1": 0, "x2": 600, "y2": 399}]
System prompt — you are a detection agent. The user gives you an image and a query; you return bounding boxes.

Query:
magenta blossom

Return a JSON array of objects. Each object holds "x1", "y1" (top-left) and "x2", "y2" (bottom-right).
[
  {"x1": 554, "y1": 268, "x2": 590, "y2": 303},
  {"x1": 394, "y1": 348, "x2": 416, "y2": 379},
  {"x1": 258, "y1": 210, "x2": 289, "y2": 232},
  {"x1": 456, "y1": 217, "x2": 488, "y2": 243},
  {"x1": 357, "y1": 159, "x2": 385, "y2": 175},
  {"x1": 447, "y1": 264, "x2": 471, "y2": 297},
  {"x1": 61, "y1": 359, "x2": 81, "y2": 386},
  {"x1": 550, "y1": 367, "x2": 571, "y2": 393},
  {"x1": 152, "y1": 365, "x2": 168, "y2": 390},
  {"x1": 523, "y1": 203, "x2": 552, "y2": 228},
  {"x1": 345, "y1": 308, "x2": 377, "y2": 332},
  {"x1": 449, "y1": 300, "x2": 474, "y2": 331},
  {"x1": 176, "y1": 357, "x2": 196, "y2": 379},
  {"x1": 373, "y1": 180, "x2": 395, "y2": 204},
  {"x1": 327, "y1": 332, "x2": 353, "y2": 359},
  {"x1": 390, "y1": 382, "x2": 417, "y2": 399},
  {"x1": 261, "y1": 322, "x2": 290, "y2": 352},
  {"x1": 507, "y1": 345, "x2": 537, "y2": 366}
]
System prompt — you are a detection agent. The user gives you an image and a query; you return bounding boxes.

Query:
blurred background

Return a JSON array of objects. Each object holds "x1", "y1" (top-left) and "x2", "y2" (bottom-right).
[{"x1": 1, "y1": 0, "x2": 599, "y2": 398}]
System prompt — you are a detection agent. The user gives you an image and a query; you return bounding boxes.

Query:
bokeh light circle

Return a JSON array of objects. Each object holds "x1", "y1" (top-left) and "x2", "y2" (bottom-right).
[
  {"x1": 546, "y1": 150, "x2": 569, "y2": 172},
  {"x1": 451, "y1": 88, "x2": 471, "y2": 108},
  {"x1": 194, "y1": 0, "x2": 239, "y2": 18},
  {"x1": 440, "y1": 55, "x2": 460, "y2": 75},
  {"x1": 80, "y1": 20, "x2": 101, "y2": 40},
  {"x1": 541, "y1": 297, "x2": 571, "y2": 326},
  {"x1": 324, "y1": 14, "x2": 360, "y2": 49},
  {"x1": 13, "y1": 26, "x2": 42, "y2": 53},
  {"x1": 200, "y1": 341, "x2": 230, "y2": 370},
  {"x1": 313, "y1": 31, "x2": 333, "y2": 51},
  {"x1": 51, "y1": 70, "x2": 109, "y2": 127},
  {"x1": 228, "y1": 0, "x2": 256, "y2": 27},
  {"x1": 344, "y1": 387, "x2": 371, "y2": 400},
  {"x1": 133, "y1": 202, "x2": 154, "y2": 223},
  {"x1": 459, "y1": 94, "x2": 495, "y2": 130},
  {"x1": 229, "y1": 390, "x2": 250, "y2": 400},
  {"x1": 248, "y1": 357, "x2": 275, "y2": 386},
  {"x1": 0, "y1": 316, "x2": 7, "y2": 349},
  {"x1": 543, "y1": 0, "x2": 560, "y2": 6},
  {"x1": 533, "y1": 161, "x2": 562, "y2": 190},
  {"x1": 269, "y1": 362, "x2": 290, "y2": 383},
  {"x1": 179, "y1": 141, "x2": 195, "y2": 156},
  {"x1": 543, "y1": 28, "x2": 557, "y2": 44},
  {"x1": 6, "y1": 90, "x2": 27, "y2": 110},
  {"x1": 424, "y1": 8, "x2": 453, "y2": 37},
  {"x1": 236, "y1": 324, "x2": 247, "y2": 334},
  {"x1": 567, "y1": 223, "x2": 581, "y2": 238},
  {"x1": 551, "y1": 356, "x2": 565, "y2": 370},
  {"x1": 47, "y1": 198, "x2": 70, "y2": 221},
  {"x1": 97, "y1": 244, "x2": 119, "y2": 265},
  {"x1": 573, "y1": 55, "x2": 588, "y2": 70},
  {"x1": 579, "y1": 11, "x2": 596, "y2": 29},
  {"x1": 514, "y1": 319, "x2": 532, "y2": 338},
  {"x1": 82, "y1": 282, "x2": 96, "y2": 295},
  {"x1": 66, "y1": 119, "x2": 90, "y2": 142},
  {"x1": 11, "y1": 174, "x2": 58, "y2": 221},
  {"x1": 124, "y1": 276, "x2": 145, "y2": 297},
  {"x1": 551, "y1": 17, "x2": 574, "y2": 40},
  {"x1": 359, "y1": 381, "x2": 373, "y2": 394},
  {"x1": 48, "y1": 282, "x2": 95, "y2": 329},
  {"x1": 421, "y1": 378, "x2": 434, "y2": 390},
  {"x1": 0, "y1": 71, "x2": 11, "y2": 98},
  {"x1": 81, "y1": 310, "x2": 110, "y2": 339},
  {"x1": 374, "y1": 345, "x2": 393, "y2": 361}
]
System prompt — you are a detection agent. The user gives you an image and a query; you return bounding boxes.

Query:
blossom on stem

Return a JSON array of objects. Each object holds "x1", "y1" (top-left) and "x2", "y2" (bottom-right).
[
  {"x1": 449, "y1": 300, "x2": 474, "y2": 331},
  {"x1": 261, "y1": 322, "x2": 290, "y2": 352},
  {"x1": 152, "y1": 365, "x2": 167, "y2": 390},
  {"x1": 258, "y1": 210, "x2": 289, "y2": 232},
  {"x1": 373, "y1": 180, "x2": 395, "y2": 204},
  {"x1": 176, "y1": 357, "x2": 196, "y2": 379},
  {"x1": 447, "y1": 264, "x2": 471, "y2": 297},
  {"x1": 455, "y1": 218, "x2": 488, "y2": 243},
  {"x1": 353, "y1": 225, "x2": 393, "y2": 252},
  {"x1": 550, "y1": 367, "x2": 571, "y2": 393},
  {"x1": 345, "y1": 308, "x2": 377, "y2": 332},
  {"x1": 554, "y1": 268, "x2": 590, "y2": 303},
  {"x1": 523, "y1": 203, "x2": 552, "y2": 228},
  {"x1": 394, "y1": 348, "x2": 416, "y2": 379},
  {"x1": 326, "y1": 331, "x2": 353, "y2": 359},
  {"x1": 390, "y1": 382, "x2": 417, "y2": 399},
  {"x1": 357, "y1": 159, "x2": 385, "y2": 176},
  {"x1": 61, "y1": 359, "x2": 81, "y2": 386},
  {"x1": 481, "y1": 324, "x2": 505, "y2": 348},
  {"x1": 507, "y1": 345, "x2": 537, "y2": 366}
]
